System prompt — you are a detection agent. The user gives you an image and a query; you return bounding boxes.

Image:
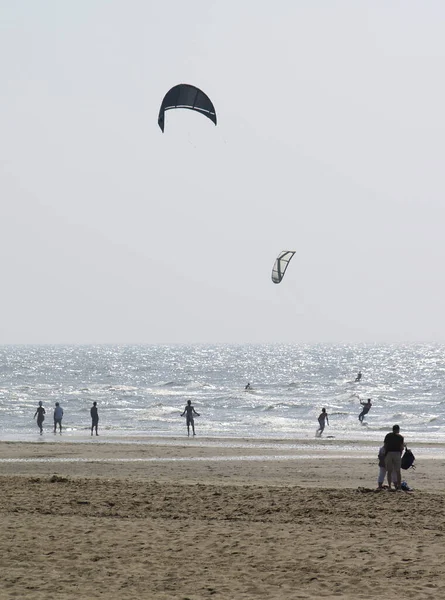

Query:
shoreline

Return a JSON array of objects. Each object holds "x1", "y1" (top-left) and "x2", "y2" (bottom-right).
[
  {"x1": 3, "y1": 420, "x2": 445, "y2": 446},
  {"x1": 0, "y1": 438, "x2": 444, "y2": 491},
  {"x1": 2, "y1": 434, "x2": 445, "y2": 450}
]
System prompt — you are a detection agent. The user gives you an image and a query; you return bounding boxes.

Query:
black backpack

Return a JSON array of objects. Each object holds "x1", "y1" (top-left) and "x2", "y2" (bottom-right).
[{"x1": 401, "y1": 447, "x2": 415, "y2": 470}]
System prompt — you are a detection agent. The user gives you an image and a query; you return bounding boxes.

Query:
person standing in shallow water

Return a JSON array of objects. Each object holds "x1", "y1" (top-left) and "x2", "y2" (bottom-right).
[
  {"x1": 181, "y1": 400, "x2": 200, "y2": 437},
  {"x1": 34, "y1": 401, "x2": 45, "y2": 434},
  {"x1": 90, "y1": 401, "x2": 99, "y2": 436},
  {"x1": 316, "y1": 408, "x2": 329, "y2": 437},
  {"x1": 53, "y1": 402, "x2": 63, "y2": 434}
]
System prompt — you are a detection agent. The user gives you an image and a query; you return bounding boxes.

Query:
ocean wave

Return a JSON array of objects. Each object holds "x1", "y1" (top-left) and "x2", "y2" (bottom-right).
[
  {"x1": 1, "y1": 344, "x2": 445, "y2": 442},
  {"x1": 428, "y1": 416, "x2": 441, "y2": 423},
  {"x1": 106, "y1": 385, "x2": 138, "y2": 392}
]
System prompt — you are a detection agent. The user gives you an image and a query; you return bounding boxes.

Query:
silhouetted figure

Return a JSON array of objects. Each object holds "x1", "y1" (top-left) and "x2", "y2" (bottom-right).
[
  {"x1": 245, "y1": 382, "x2": 251, "y2": 390},
  {"x1": 355, "y1": 371, "x2": 362, "y2": 382},
  {"x1": 359, "y1": 398, "x2": 372, "y2": 423},
  {"x1": 53, "y1": 402, "x2": 63, "y2": 434},
  {"x1": 90, "y1": 401, "x2": 99, "y2": 436},
  {"x1": 316, "y1": 408, "x2": 329, "y2": 437},
  {"x1": 181, "y1": 400, "x2": 200, "y2": 437},
  {"x1": 34, "y1": 401, "x2": 45, "y2": 435},
  {"x1": 384, "y1": 424, "x2": 404, "y2": 490}
]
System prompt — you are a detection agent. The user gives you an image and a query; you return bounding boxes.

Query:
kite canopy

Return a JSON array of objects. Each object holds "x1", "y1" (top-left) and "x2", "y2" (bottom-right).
[
  {"x1": 271, "y1": 251, "x2": 296, "y2": 284},
  {"x1": 158, "y1": 84, "x2": 217, "y2": 132}
]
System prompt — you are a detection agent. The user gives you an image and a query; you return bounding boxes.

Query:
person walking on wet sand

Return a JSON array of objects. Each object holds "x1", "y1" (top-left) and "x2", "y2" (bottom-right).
[
  {"x1": 316, "y1": 408, "x2": 329, "y2": 437},
  {"x1": 34, "y1": 401, "x2": 45, "y2": 435},
  {"x1": 53, "y1": 402, "x2": 63, "y2": 434},
  {"x1": 90, "y1": 401, "x2": 99, "y2": 436},
  {"x1": 181, "y1": 400, "x2": 200, "y2": 437}
]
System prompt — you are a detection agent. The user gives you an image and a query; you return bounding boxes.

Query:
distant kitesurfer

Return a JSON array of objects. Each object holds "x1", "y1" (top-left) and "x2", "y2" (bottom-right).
[
  {"x1": 316, "y1": 408, "x2": 329, "y2": 437},
  {"x1": 245, "y1": 382, "x2": 251, "y2": 390},
  {"x1": 34, "y1": 401, "x2": 45, "y2": 435},
  {"x1": 359, "y1": 398, "x2": 372, "y2": 423},
  {"x1": 90, "y1": 401, "x2": 99, "y2": 436},
  {"x1": 181, "y1": 400, "x2": 200, "y2": 437},
  {"x1": 53, "y1": 402, "x2": 64, "y2": 434},
  {"x1": 355, "y1": 371, "x2": 362, "y2": 382}
]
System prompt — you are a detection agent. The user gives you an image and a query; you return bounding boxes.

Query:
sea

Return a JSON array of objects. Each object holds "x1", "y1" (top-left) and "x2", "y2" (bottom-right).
[{"x1": 0, "y1": 344, "x2": 444, "y2": 447}]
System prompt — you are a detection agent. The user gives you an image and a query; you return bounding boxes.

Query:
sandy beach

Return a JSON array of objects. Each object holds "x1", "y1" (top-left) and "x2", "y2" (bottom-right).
[{"x1": 1, "y1": 438, "x2": 445, "y2": 599}]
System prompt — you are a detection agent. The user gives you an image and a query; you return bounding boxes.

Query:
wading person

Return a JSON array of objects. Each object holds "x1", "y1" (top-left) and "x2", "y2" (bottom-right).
[
  {"x1": 53, "y1": 402, "x2": 64, "y2": 434},
  {"x1": 90, "y1": 401, "x2": 99, "y2": 436},
  {"x1": 34, "y1": 401, "x2": 45, "y2": 435},
  {"x1": 181, "y1": 400, "x2": 200, "y2": 437}
]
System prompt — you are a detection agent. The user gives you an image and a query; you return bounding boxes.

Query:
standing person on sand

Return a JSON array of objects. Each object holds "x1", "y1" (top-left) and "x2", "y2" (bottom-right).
[
  {"x1": 316, "y1": 408, "x2": 329, "y2": 437},
  {"x1": 181, "y1": 400, "x2": 200, "y2": 437},
  {"x1": 384, "y1": 424, "x2": 404, "y2": 491},
  {"x1": 90, "y1": 401, "x2": 99, "y2": 436},
  {"x1": 377, "y1": 445, "x2": 397, "y2": 490},
  {"x1": 34, "y1": 401, "x2": 45, "y2": 435},
  {"x1": 53, "y1": 402, "x2": 64, "y2": 434}
]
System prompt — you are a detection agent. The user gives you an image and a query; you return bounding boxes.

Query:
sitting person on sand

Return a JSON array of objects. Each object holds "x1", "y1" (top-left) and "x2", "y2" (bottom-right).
[
  {"x1": 181, "y1": 400, "x2": 200, "y2": 437},
  {"x1": 316, "y1": 408, "x2": 329, "y2": 437}
]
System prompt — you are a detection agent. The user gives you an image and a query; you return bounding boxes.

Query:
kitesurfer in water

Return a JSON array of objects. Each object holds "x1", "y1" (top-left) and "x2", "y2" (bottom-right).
[
  {"x1": 359, "y1": 398, "x2": 372, "y2": 423},
  {"x1": 316, "y1": 408, "x2": 329, "y2": 437},
  {"x1": 355, "y1": 371, "x2": 362, "y2": 382},
  {"x1": 34, "y1": 401, "x2": 45, "y2": 435},
  {"x1": 181, "y1": 400, "x2": 200, "y2": 437}
]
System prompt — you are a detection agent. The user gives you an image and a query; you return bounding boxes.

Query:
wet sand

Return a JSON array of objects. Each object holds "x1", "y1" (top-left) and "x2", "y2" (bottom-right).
[{"x1": 1, "y1": 439, "x2": 445, "y2": 599}]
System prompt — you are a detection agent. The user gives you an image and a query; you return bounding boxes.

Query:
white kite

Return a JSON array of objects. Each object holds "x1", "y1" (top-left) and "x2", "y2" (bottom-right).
[{"x1": 271, "y1": 250, "x2": 296, "y2": 284}]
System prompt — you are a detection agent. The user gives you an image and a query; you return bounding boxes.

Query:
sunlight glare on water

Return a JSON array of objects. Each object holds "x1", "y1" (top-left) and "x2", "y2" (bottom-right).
[{"x1": 0, "y1": 344, "x2": 444, "y2": 443}]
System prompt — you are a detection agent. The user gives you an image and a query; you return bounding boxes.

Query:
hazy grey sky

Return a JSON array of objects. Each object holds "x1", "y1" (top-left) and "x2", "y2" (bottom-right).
[{"x1": 1, "y1": 1, "x2": 445, "y2": 343}]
